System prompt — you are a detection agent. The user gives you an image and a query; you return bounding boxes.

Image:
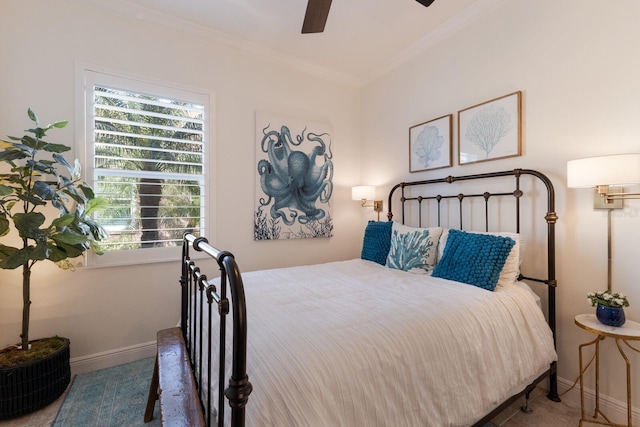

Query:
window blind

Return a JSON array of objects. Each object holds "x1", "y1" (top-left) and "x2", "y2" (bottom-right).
[{"x1": 92, "y1": 85, "x2": 205, "y2": 251}]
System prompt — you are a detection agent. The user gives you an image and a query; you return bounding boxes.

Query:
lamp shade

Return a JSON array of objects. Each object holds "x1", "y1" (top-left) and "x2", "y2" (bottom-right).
[
  {"x1": 351, "y1": 185, "x2": 375, "y2": 201},
  {"x1": 567, "y1": 154, "x2": 640, "y2": 188}
]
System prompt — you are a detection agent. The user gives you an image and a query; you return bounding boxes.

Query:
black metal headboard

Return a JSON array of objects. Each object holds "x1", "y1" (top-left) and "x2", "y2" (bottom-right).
[{"x1": 387, "y1": 168, "x2": 559, "y2": 402}]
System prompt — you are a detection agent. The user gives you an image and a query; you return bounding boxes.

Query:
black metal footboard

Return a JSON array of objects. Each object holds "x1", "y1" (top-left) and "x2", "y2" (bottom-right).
[{"x1": 180, "y1": 234, "x2": 252, "y2": 427}]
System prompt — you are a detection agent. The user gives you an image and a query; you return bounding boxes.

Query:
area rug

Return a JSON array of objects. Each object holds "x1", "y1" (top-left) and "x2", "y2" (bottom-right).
[{"x1": 52, "y1": 357, "x2": 160, "y2": 427}]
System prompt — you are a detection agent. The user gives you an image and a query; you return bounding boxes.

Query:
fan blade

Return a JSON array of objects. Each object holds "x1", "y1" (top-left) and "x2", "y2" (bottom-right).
[
  {"x1": 416, "y1": 0, "x2": 435, "y2": 6},
  {"x1": 302, "y1": 0, "x2": 332, "y2": 34}
]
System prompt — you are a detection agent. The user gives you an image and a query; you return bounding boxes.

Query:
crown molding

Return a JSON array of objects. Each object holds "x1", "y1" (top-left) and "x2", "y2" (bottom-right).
[
  {"x1": 70, "y1": 0, "x2": 360, "y2": 87},
  {"x1": 359, "y1": 0, "x2": 509, "y2": 85},
  {"x1": 70, "y1": 0, "x2": 506, "y2": 88}
]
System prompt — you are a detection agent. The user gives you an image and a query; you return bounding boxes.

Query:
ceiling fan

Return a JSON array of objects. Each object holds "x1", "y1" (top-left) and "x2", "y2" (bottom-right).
[{"x1": 302, "y1": 0, "x2": 436, "y2": 34}]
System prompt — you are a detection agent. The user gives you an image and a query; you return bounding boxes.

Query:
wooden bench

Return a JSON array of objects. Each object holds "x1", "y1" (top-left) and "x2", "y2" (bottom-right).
[{"x1": 144, "y1": 327, "x2": 206, "y2": 426}]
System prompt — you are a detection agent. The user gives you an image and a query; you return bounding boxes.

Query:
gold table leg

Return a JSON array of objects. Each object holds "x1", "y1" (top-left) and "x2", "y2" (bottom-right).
[
  {"x1": 579, "y1": 336, "x2": 640, "y2": 427},
  {"x1": 578, "y1": 335, "x2": 620, "y2": 427},
  {"x1": 618, "y1": 339, "x2": 640, "y2": 427}
]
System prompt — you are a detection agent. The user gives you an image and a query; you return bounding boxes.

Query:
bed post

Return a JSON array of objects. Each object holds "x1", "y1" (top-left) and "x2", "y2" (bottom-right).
[
  {"x1": 529, "y1": 169, "x2": 561, "y2": 403},
  {"x1": 218, "y1": 252, "x2": 253, "y2": 426},
  {"x1": 180, "y1": 234, "x2": 190, "y2": 339}
]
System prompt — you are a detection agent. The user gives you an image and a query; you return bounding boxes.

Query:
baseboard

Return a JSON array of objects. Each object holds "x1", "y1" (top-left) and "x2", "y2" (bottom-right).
[
  {"x1": 69, "y1": 340, "x2": 156, "y2": 376},
  {"x1": 558, "y1": 375, "x2": 639, "y2": 424}
]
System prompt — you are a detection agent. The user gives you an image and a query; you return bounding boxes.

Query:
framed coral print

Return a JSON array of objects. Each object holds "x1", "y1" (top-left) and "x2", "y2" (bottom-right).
[
  {"x1": 409, "y1": 114, "x2": 452, "y2": 173},
  {"x1": 458, "y1": 91, "x2": 522, "y2": 165}
]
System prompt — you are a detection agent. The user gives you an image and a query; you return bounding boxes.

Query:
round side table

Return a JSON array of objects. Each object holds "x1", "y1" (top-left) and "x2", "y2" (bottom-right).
[{"x1": 575, "y1": 314, "x2": 640, "y2": 427}]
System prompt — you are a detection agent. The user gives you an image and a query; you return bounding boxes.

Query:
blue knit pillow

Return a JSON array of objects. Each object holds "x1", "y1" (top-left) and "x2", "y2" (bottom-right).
[
  {"x1": 360, "y1": 221, "x2": 393, "y2": 265},
  {"x1": 432, "y1": 229, "x2": 515, "y2": 291}
]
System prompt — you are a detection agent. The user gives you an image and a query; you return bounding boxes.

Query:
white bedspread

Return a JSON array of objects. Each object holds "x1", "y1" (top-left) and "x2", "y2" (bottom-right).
[{"x1": 201, "y1": 259, "x2": 556, "y2": 427}]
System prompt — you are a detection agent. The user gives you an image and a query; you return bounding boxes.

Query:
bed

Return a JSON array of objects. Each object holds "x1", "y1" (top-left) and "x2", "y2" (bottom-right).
[{"x1": 178, "y1": 169, "x2": 560, "y2": 427}]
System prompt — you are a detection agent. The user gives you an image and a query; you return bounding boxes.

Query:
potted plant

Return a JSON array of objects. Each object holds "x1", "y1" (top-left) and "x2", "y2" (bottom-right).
[
  {"x1": 0, "y1": 108, "x2": 107, "y2": 419},
  {"x1": 587, "y1": 289, "x2": 630, "y2": 327}
]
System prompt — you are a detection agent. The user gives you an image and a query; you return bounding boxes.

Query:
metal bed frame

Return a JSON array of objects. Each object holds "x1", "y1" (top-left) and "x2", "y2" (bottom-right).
[
  {"x1": 180, "y1": 236, "x2": 251, "y2": 427},
  {"x1": 178, "y1": 168, "x2": 560, "y2": 427},
  {"x1": 387, "y1": 168, "x2": 560, "y2": 426}
]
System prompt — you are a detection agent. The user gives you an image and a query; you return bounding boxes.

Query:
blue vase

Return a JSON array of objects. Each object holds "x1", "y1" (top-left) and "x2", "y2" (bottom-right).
[{"x1": 596, "y1": 304, "x2": 626, "y2": 327}]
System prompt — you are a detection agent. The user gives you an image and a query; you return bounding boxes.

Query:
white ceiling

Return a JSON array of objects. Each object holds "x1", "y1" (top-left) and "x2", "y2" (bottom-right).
[{"x1": 81, "y1": 0, "x2": 505, "y2": 86}]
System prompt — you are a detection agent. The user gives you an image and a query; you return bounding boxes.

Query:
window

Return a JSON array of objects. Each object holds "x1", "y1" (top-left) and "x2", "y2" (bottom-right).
[{"x1": 81, "y1": 69, "x2": 210, "y2": 266}]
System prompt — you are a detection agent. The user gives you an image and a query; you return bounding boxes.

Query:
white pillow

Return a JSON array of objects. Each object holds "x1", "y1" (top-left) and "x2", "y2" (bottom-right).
[
  {"x1": 517, "y1": 234, "x2": 528, "y2": 267},
  {"x1": 386, "y1": 222, "x2": 443, "y2": 274},
  {"x1": 437, "y1": 229, "x2": 523, "y2": 287}
]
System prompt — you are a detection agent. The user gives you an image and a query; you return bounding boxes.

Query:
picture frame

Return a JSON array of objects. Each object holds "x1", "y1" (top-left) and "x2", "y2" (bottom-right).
[
  {"x1": 254, "y1": 112, "x2": 334, "y2": 240},
  {"x1": 409, "y1": 114, "x2": 452, "y2": 173},
  {"x1": 458, "y1": 91, "x2": 522, "y2": 165}
]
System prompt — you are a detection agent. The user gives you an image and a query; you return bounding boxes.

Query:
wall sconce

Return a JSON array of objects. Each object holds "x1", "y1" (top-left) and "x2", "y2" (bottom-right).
[
  {"x1": 352, "y1": 185, "x2": 383, "y2": 220},
  {"x1": 567, "y1": 153, "x2": 640, "y2": 291}
]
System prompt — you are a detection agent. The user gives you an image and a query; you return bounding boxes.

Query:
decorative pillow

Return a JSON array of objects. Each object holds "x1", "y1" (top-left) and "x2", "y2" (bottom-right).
[
  {"x1": 360, "y1": 220, "x2": 393, "y2": 265},
  {"x1": 385, "y1": 222, "x2": 443, "y2": 274},
  {"x1": 432, "y1": 229, "x2": 516, "y2": 291},
  {"x1": 518, "y1": 234, "x2": 528, "y2": 267},
  {"x1": 437, "y1": 229, "x2": 523, "y2": 287}
]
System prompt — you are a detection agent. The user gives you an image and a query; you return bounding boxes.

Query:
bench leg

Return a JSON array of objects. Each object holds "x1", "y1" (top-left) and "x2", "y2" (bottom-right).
[{"x1": 144, "y1": 355, "x2": 159, "y2": 423}]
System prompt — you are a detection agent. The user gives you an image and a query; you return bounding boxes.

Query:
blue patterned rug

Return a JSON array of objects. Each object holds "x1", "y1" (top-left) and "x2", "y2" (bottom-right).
[{"x1": 53, "y1": 357, "x2": 160, "y2": 427}]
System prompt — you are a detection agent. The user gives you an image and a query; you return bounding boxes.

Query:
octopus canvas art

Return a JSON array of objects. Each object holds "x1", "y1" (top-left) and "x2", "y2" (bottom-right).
[{"x1": 255, "y1": 113, "x2": 333, "y2": 240}]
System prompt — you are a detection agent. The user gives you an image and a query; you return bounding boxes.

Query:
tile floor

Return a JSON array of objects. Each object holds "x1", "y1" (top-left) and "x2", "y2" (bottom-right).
[
  {"x1": 491, "y1": 387, "x2": 580, "y2": 426},
  {"x1": 0, "y1": 389, "x2": 67, "y2": 427}
]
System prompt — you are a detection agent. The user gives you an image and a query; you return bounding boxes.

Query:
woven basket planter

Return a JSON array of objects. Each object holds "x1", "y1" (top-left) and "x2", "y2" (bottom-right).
[{"x1": 0, "y1": 338, "x2": 71, "y2": 420}]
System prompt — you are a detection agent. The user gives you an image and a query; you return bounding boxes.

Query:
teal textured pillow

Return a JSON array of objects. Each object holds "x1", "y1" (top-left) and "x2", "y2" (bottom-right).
[
  {"x1": 437, "y1": 229, "x2": 522, "y2": 287},
  {"x1": 432, "y1": 229, "x2": 515, "y2": 291},
  {"x1": 386, "y1": 223, "x2": 443, "y2": 273},
  {"x1": 361, "y1": 221, "x2": 393, "y2": 265}
]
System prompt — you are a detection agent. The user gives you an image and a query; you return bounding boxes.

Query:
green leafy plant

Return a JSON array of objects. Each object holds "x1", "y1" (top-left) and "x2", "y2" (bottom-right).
[
  {"x1": 0, "y1": 108, "x2": 107, "y2": 351},
  {"x1": 587, "y1": 290, "x2": 630, "y2": 308}
]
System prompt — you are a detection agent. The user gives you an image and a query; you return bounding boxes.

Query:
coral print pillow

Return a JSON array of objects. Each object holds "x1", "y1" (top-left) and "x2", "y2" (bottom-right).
[{"x1": 386, "y1": 222, "x2": 443, "y2": 274}]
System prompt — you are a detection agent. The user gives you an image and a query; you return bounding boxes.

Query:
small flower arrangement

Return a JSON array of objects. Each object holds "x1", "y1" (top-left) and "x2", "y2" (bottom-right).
[{"x1": 587, "y1": 290, "x2": 630, "y2": 308}]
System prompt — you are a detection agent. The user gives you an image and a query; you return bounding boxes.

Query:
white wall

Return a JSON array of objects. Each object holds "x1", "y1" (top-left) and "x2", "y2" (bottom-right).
[
  {"x1": 361, "y1": 0, "x2": 640, "y2": 418},
  {"x1": 0, "y1": 0, "x2": 363, "y2": 369},
  {"x1": 3, "y1": 0, "x2": 640, "y2": 419}
]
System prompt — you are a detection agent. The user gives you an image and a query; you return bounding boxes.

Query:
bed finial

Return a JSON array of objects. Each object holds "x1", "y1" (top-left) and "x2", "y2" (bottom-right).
[
  {"x1": 192, "y1": 236, "x2": 209, "y2": 251},
  {"x1": 545, "y1": 211, "x2": 558, "y2": 225}
]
